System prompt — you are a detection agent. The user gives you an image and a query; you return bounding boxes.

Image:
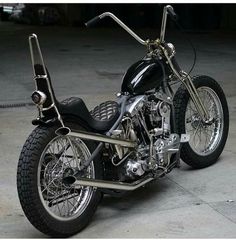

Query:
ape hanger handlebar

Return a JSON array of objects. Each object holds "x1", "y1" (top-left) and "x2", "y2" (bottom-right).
[
  {"x1": 85, "y1": 12, "x2": 147, "y2": 45},
  {"x1": 85, "y1": 5, "x2": 177, "y2": 45}
]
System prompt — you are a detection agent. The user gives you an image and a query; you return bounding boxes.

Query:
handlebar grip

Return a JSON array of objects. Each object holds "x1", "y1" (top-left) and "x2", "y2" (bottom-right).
[
  {"x1": 85, "y1": 16, "x2": 101, "y2": 27},
  {"x1": 167, "y1": 7, "x2": 178, "y2": 21}
]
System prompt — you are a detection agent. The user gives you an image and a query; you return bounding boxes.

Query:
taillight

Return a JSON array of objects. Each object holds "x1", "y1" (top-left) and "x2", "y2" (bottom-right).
[{"x1": 31, "y1": 91, "x2": 47, "y2": 105}]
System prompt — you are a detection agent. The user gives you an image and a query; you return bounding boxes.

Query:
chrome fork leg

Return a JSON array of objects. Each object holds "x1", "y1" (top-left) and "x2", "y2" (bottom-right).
[
  {"x1": 182, "y1": 73, "x2": 210, "y2": 122},
  {"x1": 160, "y1": 45, "x2": 210, "y2": 123}
]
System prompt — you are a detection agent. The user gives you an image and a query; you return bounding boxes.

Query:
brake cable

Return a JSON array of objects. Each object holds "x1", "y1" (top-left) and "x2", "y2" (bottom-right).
[{"x1": 170, "y1": 17, "x2": 197, "y2": 75}]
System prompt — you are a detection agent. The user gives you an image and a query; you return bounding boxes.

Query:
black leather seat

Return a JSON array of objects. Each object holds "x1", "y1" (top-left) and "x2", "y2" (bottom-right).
[
  {"x1": 34, "y1": 64, "x2": 119, "y2": 132},
  {"x1": 58, "y1": 97, "x2": 119, "y2": 132}
]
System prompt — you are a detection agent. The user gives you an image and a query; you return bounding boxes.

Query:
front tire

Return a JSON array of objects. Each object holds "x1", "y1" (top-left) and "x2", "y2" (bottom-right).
[
  {"x1": 174, "y1": 75, "x2": 229, "y2": 169},
  {"x1": 17, "y1": 122, "x2": 103, "y2": 237}
]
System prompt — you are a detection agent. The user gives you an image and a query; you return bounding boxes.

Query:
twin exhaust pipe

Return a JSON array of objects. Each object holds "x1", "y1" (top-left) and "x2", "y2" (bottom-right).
[
  {"x1": 56, "y1": 127, "x2": 156, "y2": 191},
  {"x1": 55, "y1": 127, "x2": 181, "y2": 191},
  {"x1": 55, "y1": 127, "x2": 137, "y2": 148},
  {"x1": 63, "y1": 175, "x2": 154, "y2": 191},
  {"x1": 56, "y1": 127, "x2": 152, "y2": 191}
]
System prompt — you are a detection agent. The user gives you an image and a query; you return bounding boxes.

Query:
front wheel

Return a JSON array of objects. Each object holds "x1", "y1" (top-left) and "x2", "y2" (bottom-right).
[
  {"x1": 17, "y1": 122, "x2": 103, "y2": 237},
  {"x1": 174, "y1": 75, "x2": 229, "y2": 169}
]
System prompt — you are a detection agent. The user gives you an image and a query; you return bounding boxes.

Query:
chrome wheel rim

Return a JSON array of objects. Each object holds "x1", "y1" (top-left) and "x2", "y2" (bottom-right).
[
  {"x1": 185, "y1": 87, "x2": 224, "y2": 156},
  {"x1": 37, "y1": 135, "x2": 95, "y2": 221}
]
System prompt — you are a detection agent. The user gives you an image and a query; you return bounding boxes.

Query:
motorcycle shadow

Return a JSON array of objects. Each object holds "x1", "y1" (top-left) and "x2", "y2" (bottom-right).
[
  {"x1": 96, "y1": 177, "x2": 174, "y2": 220},
  {"x1": 178, "y1": 157, "x2": 222, "y2": 172}
]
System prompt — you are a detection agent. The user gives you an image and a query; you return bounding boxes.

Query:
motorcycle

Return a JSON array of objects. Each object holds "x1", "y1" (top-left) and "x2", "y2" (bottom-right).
[{"x1": 17, "y1": 5, "x2": 229, "y2": 237}]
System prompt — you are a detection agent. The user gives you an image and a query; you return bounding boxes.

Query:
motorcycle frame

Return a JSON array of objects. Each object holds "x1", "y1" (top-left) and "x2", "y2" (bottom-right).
[{"x1": 28, "y1": 5, "x2": 210, "y2": 153}]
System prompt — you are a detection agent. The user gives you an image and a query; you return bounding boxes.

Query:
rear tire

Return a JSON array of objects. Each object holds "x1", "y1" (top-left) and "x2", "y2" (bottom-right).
[
  {"x1": 17, "y1": 121, "x2": 103, "y2": 237},
  {"x1": 174, "y1": 75, "x2": 229, "y2": 168}
]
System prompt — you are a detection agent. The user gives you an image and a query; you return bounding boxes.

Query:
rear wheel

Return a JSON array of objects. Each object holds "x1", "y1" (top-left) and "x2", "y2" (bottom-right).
[
  {"x1": 174, "y1": 75, "x2": 229, "y2": 168},
  {"x1": 17, "y1": 122, "x2": 103, "y2": 237}
]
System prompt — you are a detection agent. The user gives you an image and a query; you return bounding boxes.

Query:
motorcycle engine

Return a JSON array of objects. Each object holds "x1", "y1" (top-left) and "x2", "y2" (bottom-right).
[{"x1": 111, "y1": 94, "x2": 179, "y2": 181}]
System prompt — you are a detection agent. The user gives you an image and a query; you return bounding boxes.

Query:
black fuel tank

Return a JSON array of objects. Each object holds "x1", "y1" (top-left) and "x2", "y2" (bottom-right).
[{"x1": 121, "y1": 59, "x2": 164, "y2": 95}]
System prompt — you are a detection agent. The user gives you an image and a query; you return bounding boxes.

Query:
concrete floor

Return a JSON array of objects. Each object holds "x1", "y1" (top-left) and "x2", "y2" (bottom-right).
[{"x1": 0, "y1": 21, "x2": 236, "y2": 238}]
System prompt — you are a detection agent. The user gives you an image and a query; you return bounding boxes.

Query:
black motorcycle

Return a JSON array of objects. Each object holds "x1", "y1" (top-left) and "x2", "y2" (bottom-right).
[{"x1": 17, "y1": 5, "x2": 229, "y2": 237}]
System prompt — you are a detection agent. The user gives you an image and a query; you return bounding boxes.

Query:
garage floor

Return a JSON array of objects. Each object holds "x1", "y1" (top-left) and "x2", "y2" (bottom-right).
[{"x1": 0, "y1": 21, "x2": 236, "y2": 238}]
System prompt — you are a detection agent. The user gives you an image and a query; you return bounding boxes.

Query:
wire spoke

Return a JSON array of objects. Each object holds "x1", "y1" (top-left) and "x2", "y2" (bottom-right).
[
  {"x1": 38, "y1": 135, "x2": 95, "y2": 220},
  {"x1": 185, "y1": 87, "x2": 223, "y2": 156}
]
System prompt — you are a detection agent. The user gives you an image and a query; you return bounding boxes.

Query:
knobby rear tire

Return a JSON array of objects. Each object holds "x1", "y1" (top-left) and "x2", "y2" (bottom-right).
[{"x1": 17, "y1": 121, "x2": 103, "y2": 237}]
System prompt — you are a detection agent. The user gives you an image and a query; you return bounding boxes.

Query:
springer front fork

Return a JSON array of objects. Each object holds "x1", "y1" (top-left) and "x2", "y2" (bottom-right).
[
  {"x1": 161, "y1": 46, "x2": 210, "y2": 123},
  {"x1": 180, "y1": 72, "x2": 210, "y2": 122},
  {"x1": 159, "y1": 6, "x2": 210, "y2": 123}
]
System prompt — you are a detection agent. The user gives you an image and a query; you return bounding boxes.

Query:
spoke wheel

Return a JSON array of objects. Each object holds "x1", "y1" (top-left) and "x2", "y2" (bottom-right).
[
  {"x1": 185, "y1": 87, "x2": 224, "y2": 156},
  {"x1": 174, "y1": 75, "x2": 229, "y2": 169},
  {"x1": 38, "y1": 135, "x2": 94, "y2": 221},
  {"x1": 17, "y1": 121, "x2": 103, "y2": 237}
]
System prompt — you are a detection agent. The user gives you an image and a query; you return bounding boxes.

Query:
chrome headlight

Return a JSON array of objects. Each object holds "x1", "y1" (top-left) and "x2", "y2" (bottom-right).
[{"x1": 166, "y1": 42, "x2": 176, "y2": 58}]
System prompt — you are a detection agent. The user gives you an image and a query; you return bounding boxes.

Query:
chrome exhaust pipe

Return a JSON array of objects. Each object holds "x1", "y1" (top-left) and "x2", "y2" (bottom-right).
[
  {"x1": 63, "y1": 175, "x2": 154, "y2": 191},
  {"x1": 56, "y1": 127, "x2": 136, "y2": 148}
]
